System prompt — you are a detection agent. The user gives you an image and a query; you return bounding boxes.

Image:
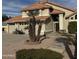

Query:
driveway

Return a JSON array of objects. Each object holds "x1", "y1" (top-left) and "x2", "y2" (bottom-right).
[{"x1": 2, "y1": 32, "x2": 72, "y2": 59}]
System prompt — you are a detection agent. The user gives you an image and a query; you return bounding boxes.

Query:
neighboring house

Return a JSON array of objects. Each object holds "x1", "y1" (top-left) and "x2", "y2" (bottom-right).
[
  {"x1": 65, "y1": 12, "x2": 77, "y2": 33},
  {"x1": 2, "y1": 22, "x2": 8, "y2": 32},
  {"x1": 4, "y1": 1, "x2": 77, "y2": 35},
  {"x1": 66, "y1": 12, "x2": 77, "y2": 22}
]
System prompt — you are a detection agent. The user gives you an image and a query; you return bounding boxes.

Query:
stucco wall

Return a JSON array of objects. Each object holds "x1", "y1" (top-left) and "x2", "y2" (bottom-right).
[
  {"x1": 45, "y1": 18, "x2": 53, "y2": 32},
  {"x1": 8, "y1": 25, "x2": 16, "y2": 33},
  {"x1": 2, "y1": 26, "x2": 8, "y2": 32},
  {"x1": 6, "y1": 23, "x2": 45, "y2": 35},
  {"x1": 22, "y1": 9, "x2": 50, "y2": 18},
  {"x1": 2, "y1": 25, "x2": 16, "y2": 33},
  {"x1": 18, "y1": 24, "x2": 29, "y2": 34},
  {"x1": 41, "y1": 9, "x2": 50, "y2": 16},
  {"x1": 22, "y1": 11, "x2": 29, "y2": 18}
]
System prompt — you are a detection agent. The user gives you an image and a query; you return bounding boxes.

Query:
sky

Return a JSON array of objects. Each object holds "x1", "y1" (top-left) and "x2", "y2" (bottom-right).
[{"x1": 2, "y1": 0, "x2": 77, "y2": 16}]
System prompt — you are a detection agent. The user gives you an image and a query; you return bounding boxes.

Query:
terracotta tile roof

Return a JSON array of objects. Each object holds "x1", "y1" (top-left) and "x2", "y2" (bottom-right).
[
  {"x1": 50, "y1": 9, "x2": 65, "y2": 14},
  {"x1": 45, "y1": 2, "x2": 75, "y2": 12},
  {"x1": 5, "y1": 16, "x2": 49, "y2": 23},
  {"x1": 21, "y1": 3, "x2": 50, "y2": 11},
  {"x1": 5, "y1": 16, "x2": 28, "y2": 23},
  {"x1": 65, "y1": 12, "x2": 77, "y2": 19}
]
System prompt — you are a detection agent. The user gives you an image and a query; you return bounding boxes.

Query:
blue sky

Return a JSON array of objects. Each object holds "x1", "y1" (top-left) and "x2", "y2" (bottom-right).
[{"x1": 2, "y1": 0, "x2": 77, "y2": 16}]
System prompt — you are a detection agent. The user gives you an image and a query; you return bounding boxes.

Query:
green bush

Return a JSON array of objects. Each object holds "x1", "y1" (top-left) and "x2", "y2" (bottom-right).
[
  {"x1": 68, "y1": 22, "x2": 77, "y2": 34},
  {"x1": 16, "y1": 49, "x2": 63, "y2": 59}
]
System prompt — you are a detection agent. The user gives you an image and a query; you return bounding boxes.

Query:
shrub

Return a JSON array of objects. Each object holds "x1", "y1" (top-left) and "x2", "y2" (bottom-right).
[
  {"x1": 16, "y1": 49, "x2": 63, "y2": 59},
  {"x1": 68, "y1": 22, "x2": 77, "y2": 34}
]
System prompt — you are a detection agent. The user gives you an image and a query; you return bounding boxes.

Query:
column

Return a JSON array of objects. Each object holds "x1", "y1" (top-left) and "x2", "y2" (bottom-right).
[
  {"x1": 7, "y1": 24, "x2": 9, "y2": 33},
  {"x1": 53, "y1": 22, "x2": 56, "y2": 32},
  {"x1": 40, "y1": 23, "x2": 45, "y2": 35},
  {"x1": 39, "y1": 9, "x2": 42, "y2": 16},
  {"x1": 15, "y1": 23, "x2": 19, "y2": 30},
  {"x1": 59, "y1": 14, "x2": 64, "y2": 31}
]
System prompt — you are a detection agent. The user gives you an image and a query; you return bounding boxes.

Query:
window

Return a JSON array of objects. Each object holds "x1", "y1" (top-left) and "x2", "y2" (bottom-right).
[{"x1": 75, "y1": 15, "x2": 77, "y2": 19}]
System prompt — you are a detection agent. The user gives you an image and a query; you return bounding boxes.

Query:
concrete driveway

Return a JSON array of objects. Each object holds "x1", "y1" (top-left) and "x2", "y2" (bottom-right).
[{"x1": 2, "y1": 32, "x2": 71, "y2": 59}]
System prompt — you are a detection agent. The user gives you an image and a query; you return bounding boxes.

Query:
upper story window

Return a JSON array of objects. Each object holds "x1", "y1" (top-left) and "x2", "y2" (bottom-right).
[{"x1": 75, "y1": 15, "x2": 77, "y2": 19}]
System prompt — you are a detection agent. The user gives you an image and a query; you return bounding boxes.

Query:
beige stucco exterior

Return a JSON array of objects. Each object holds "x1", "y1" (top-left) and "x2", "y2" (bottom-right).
[
  {"x1": 2, "y1": 25, "x2": 8, "y2": 32},
  {"x1": 3, "y1": 2, "x2": 77, "y2": 34},
  {"x1": 22, "y1": 11, "x2": 29, "y2": 18},
  {"x1": 45, "y1": 3, "x2": 76, "y2": 32},
  {"x1": 22, "y1": 9, "x2": 50, "y2": 17},
  {"x1": 4, "y1": 22, "x2": 45, "y2": 35},
  {"x1": 40, "y1": 9, "x2": 50, "y2": 16},
  {"x1": 45, "y1": 18, "x2": 53, "y2": 32}
]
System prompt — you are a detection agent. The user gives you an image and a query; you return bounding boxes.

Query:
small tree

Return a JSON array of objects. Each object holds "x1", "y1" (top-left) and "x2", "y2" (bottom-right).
[
  {"x1": 62, "y1": 33, "x2": 77, "y2": 59},
  {"x1": 2, "y1": 14, "x2": 9, "y2": 22},
  {"x1": 68, "y1": 22, "x2": 77, "y2": 34},
  {"x1": 27, "y1": 10, "x2": 42, "y2": 42}
]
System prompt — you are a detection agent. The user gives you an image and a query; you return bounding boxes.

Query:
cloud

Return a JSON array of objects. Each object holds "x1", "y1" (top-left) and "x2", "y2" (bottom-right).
[
  {"x1": 2, "y1": 0, "x2": 37, "y2": 16},
  {"x1": 3, "y1": 11, "x2": 20, "y2": 16},
  {"x1": 2, "y1": 0, "x2": 77, "y2": 16},
  {"x1": 2, "y1": 0, "x2": 25, "y2": 16},
  {"x1": 2, "y1": 6, "x2": 20, "y2": 12}
]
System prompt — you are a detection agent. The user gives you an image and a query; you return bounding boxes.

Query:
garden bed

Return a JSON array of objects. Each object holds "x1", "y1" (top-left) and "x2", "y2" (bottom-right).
[{"x1": 16, "y1": 49, "x2": 63, "y2": 59}]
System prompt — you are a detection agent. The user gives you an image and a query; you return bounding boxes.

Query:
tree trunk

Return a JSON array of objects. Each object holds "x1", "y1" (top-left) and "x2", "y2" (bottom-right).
[
  {"x1": 28, "y1": 12, "x2": 42, "y2": 42},
  {"x1": 36, "y1": 23, "x2": 42, "y2": 41},
  {"x1": 28, "y1": 12, "x2": 36, "y2": 42}
]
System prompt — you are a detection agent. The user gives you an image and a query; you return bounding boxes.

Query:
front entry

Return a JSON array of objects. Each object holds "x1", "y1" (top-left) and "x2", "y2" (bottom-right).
[
  {"x1": 53, "y1": 22, "x2": 59, "y2": 32},
  {"x1": 55, "y1": 23, "x2": 59, "y2": 32},
  {"x1": 51, "y1": 14, "x2": 59, "y2": 32}
]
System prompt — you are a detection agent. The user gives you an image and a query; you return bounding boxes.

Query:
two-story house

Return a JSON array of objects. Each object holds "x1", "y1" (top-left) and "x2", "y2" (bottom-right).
[{"x1": 4, "y1": 1, "x2": 77, "y2": 35}]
